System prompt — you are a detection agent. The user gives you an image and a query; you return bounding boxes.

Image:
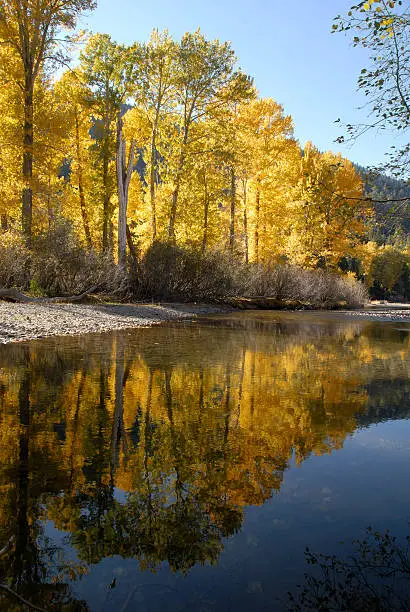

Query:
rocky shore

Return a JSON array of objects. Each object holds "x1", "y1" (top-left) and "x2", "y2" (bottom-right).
[{"x1": 0, "y1": 302, "x2": 229, "y2": 344}]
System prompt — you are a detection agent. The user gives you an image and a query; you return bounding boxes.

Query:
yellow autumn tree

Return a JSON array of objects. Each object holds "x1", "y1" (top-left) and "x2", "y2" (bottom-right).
[{"x1": 288, "y1": 143, "x2": 369, "y2": 269}]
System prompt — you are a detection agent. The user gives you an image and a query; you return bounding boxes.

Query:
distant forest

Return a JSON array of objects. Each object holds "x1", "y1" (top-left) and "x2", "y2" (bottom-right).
[{"x1": 356, "y1": 165, "x2": 410, "y2": 243}]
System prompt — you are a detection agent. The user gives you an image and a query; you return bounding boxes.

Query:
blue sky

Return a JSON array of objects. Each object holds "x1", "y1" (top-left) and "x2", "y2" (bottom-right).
[{"x1": 81, "y1": 0, "x2": 403, "y2": 168}]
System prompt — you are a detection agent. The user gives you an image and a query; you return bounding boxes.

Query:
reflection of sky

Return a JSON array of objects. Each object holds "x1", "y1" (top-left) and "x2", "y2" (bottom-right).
[
  {"x1": 352, "y1": 420, "x2": 410, "y2": 452},
  {"x1": 71, "y1": 419, "x2": 410, "y2": 611}
]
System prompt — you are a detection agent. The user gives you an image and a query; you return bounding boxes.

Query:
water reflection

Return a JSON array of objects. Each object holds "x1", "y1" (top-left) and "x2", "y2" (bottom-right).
[{"x1": 0, "y1": 313, "x2": 409, "y2": 610}]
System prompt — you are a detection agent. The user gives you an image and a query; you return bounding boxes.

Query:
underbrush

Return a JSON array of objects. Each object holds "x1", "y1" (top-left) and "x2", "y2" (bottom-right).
[
  {"x1": 0, "y1": 231, "x2": 368, "y2": 307},
  {"x1": 245, "y1": 263, "x2": 368, "y2": 307},
  {"x1": 0, "y1": 230, "x2": 30, "y2": 288},
  {"x1": 134, "y1": 242, "x2": 239, "y2": 302},
  {"x1": 0, "y1": 222, "x2": 128, "y2": 297},
  {"x1": 134, "y1": 243, "x2": 368, "y2": 308}
]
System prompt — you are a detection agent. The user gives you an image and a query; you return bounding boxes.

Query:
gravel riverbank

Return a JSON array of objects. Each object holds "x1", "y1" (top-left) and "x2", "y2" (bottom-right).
[
  {"x1": 0, "y1": 301, "x2": 409, "y2": 344},
  {"x1": 336, "y1": 303, "x2": 410, "y2": 322},
  {"x1": 0, "y1": 302, "x2": 229, "y2": 344}
]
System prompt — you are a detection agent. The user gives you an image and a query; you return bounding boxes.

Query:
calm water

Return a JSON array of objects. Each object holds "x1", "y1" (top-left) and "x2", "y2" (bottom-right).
[{"x1": 0, "y1": 311, "x2": 409, "y2": 611}]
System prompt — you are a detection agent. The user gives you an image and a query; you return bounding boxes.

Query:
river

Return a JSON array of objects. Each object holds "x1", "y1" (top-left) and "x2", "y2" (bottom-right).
[{"x1": 0, "y1": 311, "x2": 409, "y2": 610}]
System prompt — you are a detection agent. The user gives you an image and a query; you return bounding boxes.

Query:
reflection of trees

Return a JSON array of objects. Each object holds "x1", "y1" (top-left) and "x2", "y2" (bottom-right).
[
  {"x1": 0, "y1": 317, "x2": 408, "y2": 599},
  {"x1": 0, "y1": 347, "x2": 89, "y2": 611},
  {"x1": 288, "y1": 527, "x2": 410, "y2": 612}
]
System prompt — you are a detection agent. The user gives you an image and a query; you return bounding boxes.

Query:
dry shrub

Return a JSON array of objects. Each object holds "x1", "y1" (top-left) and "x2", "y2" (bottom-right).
[
  {"x1": 0, "y1": 227, "x2": 367, "y2": 307},
  {"x1": 31, "y1": 220, "x2": 129, "y2": 297},
  {"x1": 136, "y1": 245, "x2": 367, "y2": 307},
  {"x1": 333, "y1": 272, "x2": 369, "y2": 307},
  {"x1": 135, "y1": 242, "x2": 238, "y2": 301},
  {"x1": 243, "y1": 263, "x2": 367, "y2": 307},
  {"x1": 243, "y1": 263, "x2": 301, "y2": 299},
  {"x1": 0, "y1": 230, "x2": 30, "y2": 288}
]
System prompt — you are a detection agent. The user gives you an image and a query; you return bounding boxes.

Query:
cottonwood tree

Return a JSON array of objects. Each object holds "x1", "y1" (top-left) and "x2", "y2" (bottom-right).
[
  {"x1": 239, "y1": 98, "x2": 295, "y2": 263},
  {"x1": 55, "y1": 71, "x2": 95, "y2": 249},
  {"x1": 132, "y1": 30, "x2": 177, "y2": 240},
  {"x1": 207, "y1": 100, "x2": 252, "y2": 255},
  {"x1": 80, "y1": 34, "x2": 126, "y2": 254},
  {"x1": 80, "y1": 34, "x2": 140, "y2": 266},
  {"x1": 0, "y1": 46, "x2": 22, "y2": 230},
  {"x1": 168, "y1": 29, "x2": 253, "y2": 241},
  {"x1": 0, "y1": 0, "x2": 96, "y2": 246},
  {"x1": 289, "y1": 143, "x2": 368, "y2": 269}
]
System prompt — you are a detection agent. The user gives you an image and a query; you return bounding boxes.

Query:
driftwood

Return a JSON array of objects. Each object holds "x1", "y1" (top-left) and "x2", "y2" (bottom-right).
[
  {"x1": 0, "y1": 286, "x2": 100, "y2": 304},
  {"x1": 223, "y1": 296, "x2": 348, "y2": 310},
  {"x1": 222, "y1": 296, "x2": 312, "y2": 310}
]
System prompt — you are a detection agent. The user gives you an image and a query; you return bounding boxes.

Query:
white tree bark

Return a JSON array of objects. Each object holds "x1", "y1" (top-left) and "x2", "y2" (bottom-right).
[{"x1": 116, "y1": 114, "x2": 136, "y2": 269}]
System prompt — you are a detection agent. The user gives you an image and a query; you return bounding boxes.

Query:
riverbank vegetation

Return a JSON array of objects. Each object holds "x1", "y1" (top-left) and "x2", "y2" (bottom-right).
[{"x1": 0, "y1": 2, "x2": 408, "y2": 305}]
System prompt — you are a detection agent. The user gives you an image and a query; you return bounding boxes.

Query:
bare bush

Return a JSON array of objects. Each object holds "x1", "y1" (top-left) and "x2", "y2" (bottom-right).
[
  {"x1": 244, "y1": 263, "x2": 303, "y2": 300},
  {"x1": 135, "y1": 245, "x2": 367, "y2": 307},
  {"x1": 0, "y1": 231, "x2": 30, "y2": 288},
  {"x1": 332, "y1": 272, "x2": 369, "y2": 308},
  {"x1": 135, "y1": 242, "x2": 239, "y2": 302},
  {"x1": 243, "y1": 264, "x2": 367, "y2": 307},
  {"x1": 31, "y1": 220, "x2": 129, "y2": 297},
  {"x1": 0, "y1": 226, "x2": 367, "y2": 307}
]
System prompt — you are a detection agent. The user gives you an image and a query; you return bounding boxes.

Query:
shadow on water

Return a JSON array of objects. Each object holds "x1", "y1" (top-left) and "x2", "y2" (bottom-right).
[{"x1": 0, "y1": 312, "x2": 409, "y2": 610}]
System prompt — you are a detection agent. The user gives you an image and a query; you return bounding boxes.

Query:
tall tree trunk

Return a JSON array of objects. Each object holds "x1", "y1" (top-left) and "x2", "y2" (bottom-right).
[
  {"x1": 126, "y1": 224, "x2": 138, "y2": 264},
  {"x1": 150, "y1": 119, "x2": 158, "y2": 241},
  {"x1": 202, "y1": 176, "x2": 209, "y2": 255},
  {"x1": 116, "y1": 114, "x2": 136, "y2": 269},
  {"x1": 229, "y1": 167, "x2": 236, "y2": 253},
  {"x1": 75, "y1": 113, "x2": 92, "y2": 250},
  {"x1": 127, "y1": 223, "x2": 139, "y2": 286},
  {"x1": 1, "y1": 214, "x2": 8, "y2": 230},
  {"x1": 102, "y1": 132, "x2": 111, "y2": 253},
  {"x1": 22, "y1": 80, "x2": 34, "y2": 246},
  {"x1": 243, "y1": 179, "x2": 249, "y2": 264},
  {"x1": 254, "y1": 184, "x2": 261, "y2": 264},
  {"x1": 168, "y1": 175, "x2": 181, "y2": 242},
  {"x1": 168, "y1": 120, "x2": 190, "y2": 242}
]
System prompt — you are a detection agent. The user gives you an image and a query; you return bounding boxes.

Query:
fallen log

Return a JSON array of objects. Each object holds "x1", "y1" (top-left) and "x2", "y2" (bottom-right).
[
  {"x1": 222, "y1": 296, "x2": 348, "y2": 310},
  {"x1": 0, "y1": 286, "x2": 100, "y2": 304},
  {"x1": 0, "y1": 288, "x2": 35, "y2": 302}
]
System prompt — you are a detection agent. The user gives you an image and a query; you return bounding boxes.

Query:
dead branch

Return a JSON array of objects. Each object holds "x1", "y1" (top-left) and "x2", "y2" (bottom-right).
[{"x1": 0, "y1": 286, "x2": 100, "y2": 304}]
